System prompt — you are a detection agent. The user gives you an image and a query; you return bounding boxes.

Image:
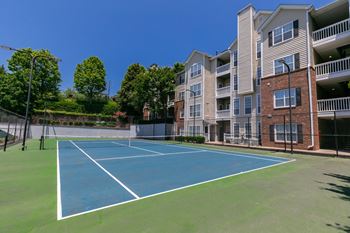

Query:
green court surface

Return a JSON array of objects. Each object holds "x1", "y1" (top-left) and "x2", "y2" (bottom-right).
[{"x1": 1, "y1": 139, "x2": 349, "y2": 233}]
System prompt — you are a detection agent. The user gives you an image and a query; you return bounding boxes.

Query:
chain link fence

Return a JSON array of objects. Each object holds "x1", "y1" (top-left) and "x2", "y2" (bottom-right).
[{"x1": 0, "y1": 107, "x2": 26, "y2": 151}]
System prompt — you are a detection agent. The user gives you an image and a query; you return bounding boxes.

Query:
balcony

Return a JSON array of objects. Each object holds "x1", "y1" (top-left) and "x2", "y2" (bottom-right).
[
  {"x1": 318, "y1": 97, "x2": 350, "y2": 118},
  {"x1": 216, "y1": 109, "x2": 230, "y2": 119},
  {"x1": 313, "y1": 18, "x2": 350, "y2": 49},
  {"x1": 315, "y1": 57, "x2": 350, "y2": 82},
  {"x1": 216, "y1": 86, "x2": 230, "y2": 98},
  {"x1": 216, "y1": 63, "x2": 230, "y2": 76}
]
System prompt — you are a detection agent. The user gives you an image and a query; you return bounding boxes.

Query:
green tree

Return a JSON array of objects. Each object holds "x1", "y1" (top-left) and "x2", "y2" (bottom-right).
[
  {"x1": 172, "y1": 62, "x2": 184, "y2": 74},
  {"x1": 74, "y1": 56, "x2": 106, "y2": 102},
  {"x1": 0, "y1": 49, "x2": 61, "y2": 114},
  {"x1": 116, "y1": 63, "x2": 146, "y2": 117}
]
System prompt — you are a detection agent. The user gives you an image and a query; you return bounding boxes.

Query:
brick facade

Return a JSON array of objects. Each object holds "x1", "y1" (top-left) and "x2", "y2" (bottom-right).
[
  {"x1": 261, "y1": 68, "x2": 320, "y2": 150},
  {"x1": 174, "y1": 100, "x2": 184, "y2": 134}
]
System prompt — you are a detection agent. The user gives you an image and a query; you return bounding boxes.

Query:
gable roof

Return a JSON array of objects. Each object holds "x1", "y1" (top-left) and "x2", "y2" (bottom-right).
[
  {"x1": 257, "y1": 4, "x2": 312, "y2": 32},
  {"x1": 184, "y1": 50, "x2": 211, "y2": 64}
]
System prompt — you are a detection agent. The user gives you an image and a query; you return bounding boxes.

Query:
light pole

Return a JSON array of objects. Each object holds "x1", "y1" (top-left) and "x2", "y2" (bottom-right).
[
  {"x1": 0, "y1": 45, "x2": 60, "y2": 151},
  {"x1": 279, "y1": 59, "x2": 293, "y2": 154},
  {"x1": 186, "y1": 89, "x2": 196, "y2": 136}
]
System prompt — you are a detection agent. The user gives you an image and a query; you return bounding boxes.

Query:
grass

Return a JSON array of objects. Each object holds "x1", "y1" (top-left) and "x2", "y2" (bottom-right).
[{"x1": 1, "y1": 139, "x2": 350, "y2": 233}]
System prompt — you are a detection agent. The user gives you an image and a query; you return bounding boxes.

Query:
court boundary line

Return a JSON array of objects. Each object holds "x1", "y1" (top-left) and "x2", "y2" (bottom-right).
[
  {"x1": 69, "y1": 140, "x2": 140, "y2": 199},
  {"x1": 95, "y1": 150, "x2": 208, "y2": 161},
  {"x1": 111, "y1": 141, "x2": 163, "y2": 155},
  {"x1": 58, "y1": 158, "x2": 296, "y2": 220},
  {"x1": 57, "y1": 141, "x2": 63, "y2": 220},
  {"x1": 128, "y1": 139, "x2": 290, "y2": 161}
]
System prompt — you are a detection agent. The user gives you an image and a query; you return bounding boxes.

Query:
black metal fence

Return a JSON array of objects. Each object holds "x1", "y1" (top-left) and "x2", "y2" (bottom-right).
[
  {"x1": 201, "y1": 111, "x2": 350, "y2": 157},
  {"x1": 0, "y1": 107, "x2": 26, "y2": 151}
]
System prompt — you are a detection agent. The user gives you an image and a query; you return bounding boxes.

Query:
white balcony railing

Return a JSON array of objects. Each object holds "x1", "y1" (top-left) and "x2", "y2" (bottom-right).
[
  {"x1": 216, "y1": 109, "x2": 230, "y2": 118},
  {"x1": 216, "y1": 63, "x2": 230, "y2": 74},
  {"x1": 313, "y1": 18, "x2": 350, "y2": 41},
  {"x1": 317, "y1": 97, "x2": 350, "y2": 112},
  {"x1": 216, "y1": 86, "x2": 230, "y2": 97},
  {"x1": 315, "y1": 57, "x2": 350, "y2": 77}
]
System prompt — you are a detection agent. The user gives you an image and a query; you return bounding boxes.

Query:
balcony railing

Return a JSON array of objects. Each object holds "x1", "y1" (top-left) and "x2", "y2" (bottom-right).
[
  {"x1": 216, "y1": 109, "x2": 230, "y2": 118},
  {"x1": 317, "y1": 97, "x2": 350, "y2": 112},
  {"x1": 315, "y1": 57, "x2": 350, "y2": 77},
  {"x1": 216, "y1": 63, "x2": 230, "y2": 74},
  {"x1": 216, "y1": 86, "x2": 230, "y2": 97},
  {"x1": 313, "y1": 18, "x2": 350, "y2": 41}
]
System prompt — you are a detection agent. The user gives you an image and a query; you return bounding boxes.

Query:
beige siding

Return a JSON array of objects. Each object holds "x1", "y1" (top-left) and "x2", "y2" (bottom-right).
[
  {"x1": 262, "y1": 9, "x2": 308, "y2": 77},
  {"x1": 238, "y1": 6, "x2": 254, "y2": 94},
  {"x1": 205, "y1": 57, "x2": 216, "y2": 120}
]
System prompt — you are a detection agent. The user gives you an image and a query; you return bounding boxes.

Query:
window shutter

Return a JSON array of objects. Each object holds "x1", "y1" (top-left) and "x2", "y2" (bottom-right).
[
  {"x1": 293, "y1": 20, "x2": 299, "y2": 38},
  {"x1": 294, "y1": 53, "x2": 300, "y2": 70},
  {"x1": 297, "y1": 124, "x2": 303, "y2": 144},
  {"x1": 296, "y1": 87, "x2": 302, "y2": 106},
  {"x1": 268, "y1": 31, "x2": 273, "y2": 47},
  {"x1": 269, "y1": 125, "x2": 275, "y2": 142}
]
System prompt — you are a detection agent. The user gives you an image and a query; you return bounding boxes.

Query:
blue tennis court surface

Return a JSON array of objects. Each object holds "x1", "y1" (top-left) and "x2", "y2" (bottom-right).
[{"x1": 57, "y1": 139, "x2": 293, "y2": 220}]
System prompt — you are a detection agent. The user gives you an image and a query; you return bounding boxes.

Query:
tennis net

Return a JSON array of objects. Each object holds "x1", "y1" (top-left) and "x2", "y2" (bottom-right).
[{"x1": 42, "y1": 134, "x2": 185, "y2": 150}]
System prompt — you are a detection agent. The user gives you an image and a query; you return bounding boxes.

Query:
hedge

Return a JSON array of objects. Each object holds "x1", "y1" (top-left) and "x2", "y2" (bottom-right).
[{"x1": 175, "y1": 136, "x2": 205, "y2": 144}]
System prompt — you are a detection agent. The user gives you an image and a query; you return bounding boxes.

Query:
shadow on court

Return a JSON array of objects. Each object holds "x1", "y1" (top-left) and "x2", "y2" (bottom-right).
[{"x1": 323, "y1": 173, "x2": 350, "y2": 233}]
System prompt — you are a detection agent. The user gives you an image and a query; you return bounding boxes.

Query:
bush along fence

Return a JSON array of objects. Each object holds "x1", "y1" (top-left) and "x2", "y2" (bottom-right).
[
  {"x1": 32, "y1": 109, "x2": 129, "y2": 129},
  {"x1": 0, "y1": 107, "x2": 26, "y2": 151}
]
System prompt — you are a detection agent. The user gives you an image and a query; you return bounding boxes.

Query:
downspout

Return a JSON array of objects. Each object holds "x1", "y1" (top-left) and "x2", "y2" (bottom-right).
[{"x1": 306, "y1": 7, "x2": 315, "y2": 149}]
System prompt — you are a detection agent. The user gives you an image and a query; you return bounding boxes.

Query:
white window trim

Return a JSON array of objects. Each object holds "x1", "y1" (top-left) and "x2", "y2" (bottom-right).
[
  {"x1": 178, "y1": 91, "x2": 185, "y2": 101},
  {"x1": 189, "y1": 104, "x2": 201, "y2": 118},
  {"x1": 179, "y1": 110, "x2": 184, "y2": 119},
  {"x1": 190, "y1": 63, "x2": 202, "y2": 78},
  {"x1": 273, "y1": 88, "x2": 296, "y2": 109},
  {"x1": 273, "y1": 54, "x2": 295, "y2": 75},
  {"x1": 233, "y1": 123, "x2": 240, "y2": 138},
  {"x1": 233, "y1": 98, "x2": 240, "y2": 116},
  {"x1": 244, "y1": 95, "x2": 252, "y2": 115},
  {"x1": 256, "y1": 40, "x2": 261, "y2": 60},
  {"x1": 274, "y1": 123, "x2": 297, "y2": 143},
  {"x1": 189, "y1": 82, "x2": 202, "y2": 98},
  {"x1": 272, "y1": 21, "x2": 294, "y2": 46}
]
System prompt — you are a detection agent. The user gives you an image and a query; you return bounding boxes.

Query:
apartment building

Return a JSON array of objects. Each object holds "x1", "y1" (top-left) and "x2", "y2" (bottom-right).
[{"x1": 174, "y1": 0, "x2": 350, "y2": 151}]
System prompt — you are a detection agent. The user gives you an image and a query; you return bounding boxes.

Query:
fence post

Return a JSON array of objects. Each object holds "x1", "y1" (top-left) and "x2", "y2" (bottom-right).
[
  {"x1": 4, "y1": 121, "x2": 10, "y2": 152},
  {"x1": 334, "y1": 111, "x2": 339, "y2": 157},
  {"x1": 283, "y1": 115, "x2": 287, "y2": 152},
  {"x1": 248, "y1": 117, "x2": 251, "y2": 148}
]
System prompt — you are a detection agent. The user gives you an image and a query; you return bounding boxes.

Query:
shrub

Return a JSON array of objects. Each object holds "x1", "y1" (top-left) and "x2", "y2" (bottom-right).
[
  {"x1": 102, "y1": 101, "x2": 118, "y2": 115},
  {"x1": 175, "y1": 136, "x2": 205, "y2": 144}
]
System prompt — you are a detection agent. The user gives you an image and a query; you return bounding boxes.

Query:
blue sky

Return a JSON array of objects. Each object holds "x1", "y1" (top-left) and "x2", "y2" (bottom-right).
[{"x1": 0, "y1": 0, "x2": 332, "y2": 95}]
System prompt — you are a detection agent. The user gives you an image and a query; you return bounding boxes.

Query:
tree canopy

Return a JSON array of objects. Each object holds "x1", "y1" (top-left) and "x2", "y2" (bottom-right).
[
  {"x1": 74, "y1": 56, "x2": 106, "y2": 102},
  {"x1": 0, "y1": 49, "x2": 61, "y2": 114}
]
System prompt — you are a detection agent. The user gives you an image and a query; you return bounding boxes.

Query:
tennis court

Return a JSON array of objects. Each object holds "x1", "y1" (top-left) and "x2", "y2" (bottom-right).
[{"x1": 57, "y1": 137, "x2": 293, "y2": 220}]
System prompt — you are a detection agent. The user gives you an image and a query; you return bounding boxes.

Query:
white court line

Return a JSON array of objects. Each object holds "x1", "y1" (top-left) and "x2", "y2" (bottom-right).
[
  {"x1": 58, "y1": 158, "x2": 296, "y2": 220},
  {"x1": 70, "y1": 140, "x2": 140, "y2": 199},
  {"x1": 111, "y1": 141, "x2": 163, "y2": 155},
  {"x1": 95, "y1": 150, "x2": 208, "y2": 161},
  {"x1": 57, "y1": 141, "x2": 63, "y2": 220}
]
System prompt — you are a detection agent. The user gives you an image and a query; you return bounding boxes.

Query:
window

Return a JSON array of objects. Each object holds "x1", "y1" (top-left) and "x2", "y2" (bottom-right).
[
  {"x1": 179, "y1": 110, "x2": 184, "y2": 119},
  {"x1": 273, "y1": 21, "x2": 293, "y2": 45},
  {"x1": 190, "y1": 83, "x2": 201, "y2": 97},
  {"x1": 234, "y1": 123, "x2": 240, "y2": 138},
  {"x1": 233, "y1": 98, "x2": 240, "y2": 116},
  {"x1": 190, "y1": 63, "x2": 202, "y2": 78},
  {"x1": 257, "y1": 121, "x2": 261, "y2": 144},
  {"x1": 190, "y1": 104, "x2": 201, "y2": 117},
  {"x1": 233, "y1": 75, "x2": 238, "y2": 91},
  {"x1": 179, "y1": 128, "x2": 184, "y2": 136},
  {"x1": 275, "y1": 124, "x2": 297, "y2": 142},
  {"x1": 256, "y1": 67, "x2": 261, "y2": 86},
  {"x1": 178, "y1": 91, "x2": 185, "y2": 101},
  {"x1": 179, "y1": 74, "x2": 185, "y2": 84},
  {"x1": 244, "y1": 96, "x2": 252, "y2": 115},
  {"x1": 274, "y1": 54, "x2": 295, "y2": 75},
  {"x1": 233, "y1": 51, "x2": 238, "y2": 66},
  {"x1": 257, "y1": 94, "x2": 261, "y2": 114},
  {"x1": 245, "y1": 123, "x2": 252, "y2": 139},
  {"x1": 189, "y1": 126, "x2": 200, "y2": 136},
  {"x1": 218, "y1": 102, "x2": 230, "y2": 111},
  {"x1": 274, "y1": 88, "x2": 296, "y2": 108},
  {"x1": 256, "y1": 40, "x2": 261, "y2": 59}
]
